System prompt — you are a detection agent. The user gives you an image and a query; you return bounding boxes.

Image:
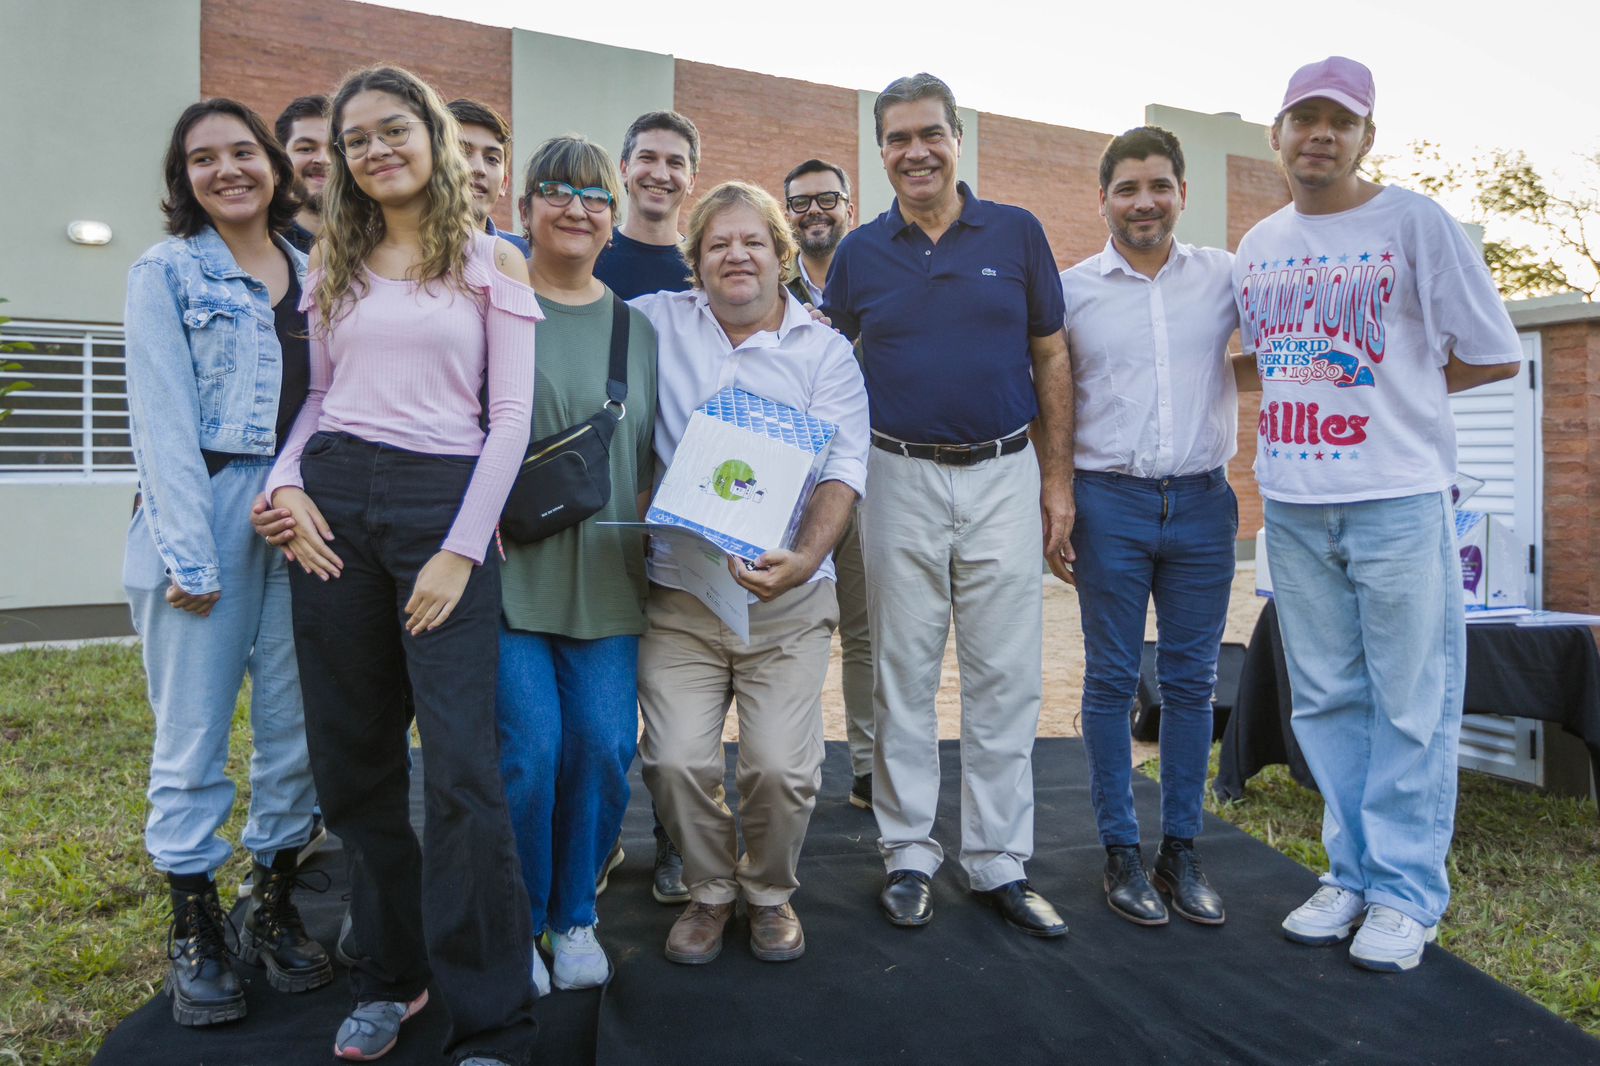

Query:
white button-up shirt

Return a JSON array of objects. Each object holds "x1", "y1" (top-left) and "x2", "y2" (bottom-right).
[
  {"x1": 630, "y1": 286, "x2": 869, "y2": 590},
  {"x1": 1061, "y1": 239, "x2": 1239, "y2": 478}
]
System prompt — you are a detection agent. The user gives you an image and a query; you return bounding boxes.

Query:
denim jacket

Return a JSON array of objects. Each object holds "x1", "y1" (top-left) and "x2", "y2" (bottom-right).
[{"x1": 124, "y1": 226, "x2": 308, "y2": 594}]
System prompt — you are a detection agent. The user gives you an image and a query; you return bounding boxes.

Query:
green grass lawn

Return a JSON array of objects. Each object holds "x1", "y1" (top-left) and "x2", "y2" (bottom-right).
[
  {"x1": 1, "y1": 644, "x2": 1597, "y2": 1064},
  {"x1": 1175, "y1": 754, "x2": 1600, "y2": 1037}
]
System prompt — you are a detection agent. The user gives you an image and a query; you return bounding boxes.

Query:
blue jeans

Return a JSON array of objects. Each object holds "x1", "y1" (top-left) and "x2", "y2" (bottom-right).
[
  {"x1": 1071, "y1": 468, "x2": 1237, "y2": 846},
  {"x1": 124, "y1": 456, "x2": 316, "y2": 875},
  {"x1": 1264, "y1": 490, "x2": 1464, "y2": 926},
  {"x1": 497, "y1": 630, "x2": 639, "y2": 934}
]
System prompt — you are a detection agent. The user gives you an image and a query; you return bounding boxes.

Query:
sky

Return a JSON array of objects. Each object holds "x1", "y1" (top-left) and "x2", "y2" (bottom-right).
[{"x1": 371, "y1": 0, "x2": 1596, "y2": 177}]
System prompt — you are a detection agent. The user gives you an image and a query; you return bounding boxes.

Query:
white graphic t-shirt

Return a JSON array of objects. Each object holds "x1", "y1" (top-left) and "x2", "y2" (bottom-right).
[{"x1": 1234, "y1": 185, "x2": 1520, "y2": 504}]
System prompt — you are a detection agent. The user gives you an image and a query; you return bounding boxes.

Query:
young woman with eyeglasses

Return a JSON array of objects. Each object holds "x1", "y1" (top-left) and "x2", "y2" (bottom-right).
[
  {"x1": 261, "y1": 65, "x2": 539, "y2": 1065},
  {"x1": 123, "y1": 97, "x2": 331, "y2": 1030},
  {"x1": 493, "y1": 136, "x2": 657, "y2": 995}
]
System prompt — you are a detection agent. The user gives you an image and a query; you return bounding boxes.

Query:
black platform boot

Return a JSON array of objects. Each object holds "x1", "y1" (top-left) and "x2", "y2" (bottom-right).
[
  {"x1": 166, "y1": 872, "x2": 246, "y2": 1027},
  {"x1": 239, "y1": 850, "x2": 333, "y2": 992}
]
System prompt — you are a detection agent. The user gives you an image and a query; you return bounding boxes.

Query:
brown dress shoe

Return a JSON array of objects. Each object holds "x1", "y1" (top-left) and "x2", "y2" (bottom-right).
[
  {"x1": 748, "y1": 902, "x2": 805, "y2": 962},
  {"x1": 664, "y1": 901, "x2": 733, "y2": 965}
]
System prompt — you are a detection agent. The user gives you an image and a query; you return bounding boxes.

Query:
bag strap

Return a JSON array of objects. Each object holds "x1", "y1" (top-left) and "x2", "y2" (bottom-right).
[{"x1": 605, "y1": 293, "x2": 629, "y2": 406}]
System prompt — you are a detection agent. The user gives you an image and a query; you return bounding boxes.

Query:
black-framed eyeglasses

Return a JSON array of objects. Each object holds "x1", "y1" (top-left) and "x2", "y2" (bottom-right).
[
  {"x1": 336, "y1": 120, "x2": 425, "y2": 159},
  {"x1": 535, "y1": 181, "x2": 614, "y2": 213},
  {"x1": 786, "y1": 192, "x2": 847, "y2": 213}
]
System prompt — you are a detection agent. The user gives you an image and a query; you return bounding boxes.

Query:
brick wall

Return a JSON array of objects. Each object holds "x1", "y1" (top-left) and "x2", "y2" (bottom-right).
[
  {"x1": 1538, "y1": 319, "x2": 1600, "y2": 612},
  {"x1": 672, "y1": 61, "x2": 859, "y2": 216},
  {"x1": 976, "y1": 114, "x2": 1109, "y2": 271},
  {"x1": 200, "y1": 0, "x2": 517, "y2": 230},
  {"x1": 1226, "y1": 154, "x2": 1291, "y2": 544}
]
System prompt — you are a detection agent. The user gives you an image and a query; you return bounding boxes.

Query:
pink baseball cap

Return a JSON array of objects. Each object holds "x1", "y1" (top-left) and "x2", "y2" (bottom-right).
[{"x1": 1280, "y1": 56, "x2": 1375, "y2": 117}]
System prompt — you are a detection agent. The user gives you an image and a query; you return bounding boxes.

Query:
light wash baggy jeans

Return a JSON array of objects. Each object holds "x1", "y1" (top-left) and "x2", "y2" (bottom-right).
[
  {"x1": 124, "y1": 455, "x2": 316, "y2": 876},
  {"x1": 1264, "y1": 488, "x2": 1465, "y2": 926}
]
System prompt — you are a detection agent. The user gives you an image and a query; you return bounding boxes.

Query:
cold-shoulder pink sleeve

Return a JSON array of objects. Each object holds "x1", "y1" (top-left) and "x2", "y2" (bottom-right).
[
  {"x1": 441, "y1": 239, "x2": 540, "y2": 562},
  {"x1": 265, "y1": 269, "x2": 330, "y2": 501}
]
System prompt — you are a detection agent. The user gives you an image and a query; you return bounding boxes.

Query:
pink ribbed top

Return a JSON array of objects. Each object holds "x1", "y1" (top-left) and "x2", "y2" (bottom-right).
[{"x1": 266, "y1": 232, "x2": 539, "y2": 563}]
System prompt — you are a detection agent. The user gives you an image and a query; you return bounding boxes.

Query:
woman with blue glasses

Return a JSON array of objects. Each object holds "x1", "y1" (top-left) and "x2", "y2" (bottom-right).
[{"x1": 496, "y1": 135, "x2": 658, "y2": 994}]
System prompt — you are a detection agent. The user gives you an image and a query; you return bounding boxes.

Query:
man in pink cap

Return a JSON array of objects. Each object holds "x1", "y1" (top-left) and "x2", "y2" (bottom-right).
[{"x1": 1232, "y1": 57, "x2": 1521, "y2": 971}]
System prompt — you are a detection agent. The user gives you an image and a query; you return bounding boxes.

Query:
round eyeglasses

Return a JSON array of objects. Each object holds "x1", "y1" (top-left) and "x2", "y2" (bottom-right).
[
  {"x1": 336, "y1": 120, "x2": 424, "y2": 159},
  {"x1": 536, "y1": 181, "x2": 615, "y2": 213}
]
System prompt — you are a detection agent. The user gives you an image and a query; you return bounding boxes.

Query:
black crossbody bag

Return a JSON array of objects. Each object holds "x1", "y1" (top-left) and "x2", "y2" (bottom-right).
[{"x1": 499, "y1": 296, "x2": 630, "y2": 544}]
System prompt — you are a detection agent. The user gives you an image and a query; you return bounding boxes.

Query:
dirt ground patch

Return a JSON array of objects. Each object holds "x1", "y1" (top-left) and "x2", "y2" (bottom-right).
[{"x1": 725, "y1": 565, "x2": 1267, "y2": 768}]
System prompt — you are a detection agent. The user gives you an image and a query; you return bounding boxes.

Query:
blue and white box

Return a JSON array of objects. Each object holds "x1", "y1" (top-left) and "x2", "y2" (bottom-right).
[{"x1": 647, "y1": 387, "x2": 837, "y2": 561}]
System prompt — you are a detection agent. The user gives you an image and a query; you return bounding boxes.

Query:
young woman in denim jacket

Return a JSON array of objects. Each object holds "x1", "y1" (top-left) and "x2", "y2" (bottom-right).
[
  {"x1": 258, "y1": 66, "x2": 540, "y2": 1066},
  {"x1": 123, "y1": 98, "x2": 331, "y2": 1029}
]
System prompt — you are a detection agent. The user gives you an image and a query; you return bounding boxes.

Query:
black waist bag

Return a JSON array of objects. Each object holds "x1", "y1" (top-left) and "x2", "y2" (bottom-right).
[{"x1": 500, "y1": 295, "x2": 630, "y2": 545}]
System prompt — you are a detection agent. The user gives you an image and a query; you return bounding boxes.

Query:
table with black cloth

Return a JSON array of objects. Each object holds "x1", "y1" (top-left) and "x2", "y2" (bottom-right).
[{"x1": 1214, "y1": 598, "x2": 1600, "y2": 802}]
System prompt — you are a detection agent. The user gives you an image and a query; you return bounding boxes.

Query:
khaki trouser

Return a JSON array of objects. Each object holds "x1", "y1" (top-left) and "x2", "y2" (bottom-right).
[
  {"x1": 638, "y1": 581, "x2": 838, "y2": 906},
  {"x1": 833, "y1": 504, "x2": 876, "y2": 777},
  {"x1": 863, "y1": 444, "x2": 1044, "y2": 891}
]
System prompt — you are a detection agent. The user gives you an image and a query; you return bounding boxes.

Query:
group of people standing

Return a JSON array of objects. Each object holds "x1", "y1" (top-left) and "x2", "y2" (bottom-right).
[{"x1": 123, "y1": 53, "x2": 1520, "y2": 1066}]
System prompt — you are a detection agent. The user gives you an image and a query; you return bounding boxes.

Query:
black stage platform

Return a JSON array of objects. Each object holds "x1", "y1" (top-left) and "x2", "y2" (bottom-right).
[{"x1": 95, "y1": 739, "x2": 1600, "y2": 1066}]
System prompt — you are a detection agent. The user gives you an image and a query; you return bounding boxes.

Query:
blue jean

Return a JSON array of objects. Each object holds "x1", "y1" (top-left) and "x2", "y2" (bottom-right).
[
  {"x1": 1264, "y1": 490, "x2": 1464, "y2": 926},
  {"x1": 124, "y1": 456, "x2": 316, "y2": 875},
  {"x1": 1070, "y1": 468, "x2": 1237, "y2": 846},
  {"x1": 496, "y1": 630, "x2": 639, "y2": 934}
]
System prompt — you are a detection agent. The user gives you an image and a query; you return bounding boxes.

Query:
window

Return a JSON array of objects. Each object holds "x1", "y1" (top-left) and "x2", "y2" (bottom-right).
[{"x1": 0, "y1": 320, "x2": 133, "y2": 479}]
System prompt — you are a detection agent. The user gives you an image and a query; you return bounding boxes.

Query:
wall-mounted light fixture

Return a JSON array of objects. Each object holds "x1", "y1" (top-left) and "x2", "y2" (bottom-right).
[{"x1": 66, "y1": 220, "x2": 113, "y2": 246}]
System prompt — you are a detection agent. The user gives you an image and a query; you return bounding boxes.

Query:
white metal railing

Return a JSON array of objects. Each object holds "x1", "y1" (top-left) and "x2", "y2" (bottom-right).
[{"x1": 0, "y1": 320, "x2": 133, "y2": 480}]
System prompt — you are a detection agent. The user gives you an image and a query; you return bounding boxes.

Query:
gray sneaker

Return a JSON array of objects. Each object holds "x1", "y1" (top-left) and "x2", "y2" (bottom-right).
[
  {"x1": 1282, "y1": 885, "x2": 1365, "y2": 945},
  {"x1": 332, "y1": 991, "x2": 428, "y2": 1061}
]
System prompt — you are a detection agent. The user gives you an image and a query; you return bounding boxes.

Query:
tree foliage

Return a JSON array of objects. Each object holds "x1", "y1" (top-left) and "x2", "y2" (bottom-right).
[
  {"x1": 1371, "y1": 144, "x2": 1599, "y2": 300},
  {"x1": 0, "y1": 297, "x2": 34, "y2": 424}
]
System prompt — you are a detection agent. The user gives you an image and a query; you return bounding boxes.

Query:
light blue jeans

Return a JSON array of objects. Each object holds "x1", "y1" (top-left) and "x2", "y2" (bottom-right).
[
  {"x1": 1264, "y1": 489, "x2": 1464, "y2": 926},
  {"x1": 124, "y1": 456, "x2": 316, "y2": 875},
  {"x1": 496, "y1": 630, "x2": 639, "y2": 934}
]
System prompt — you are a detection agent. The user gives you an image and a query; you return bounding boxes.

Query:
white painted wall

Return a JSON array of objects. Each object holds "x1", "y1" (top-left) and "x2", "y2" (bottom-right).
[{"x1": 0, "y1": 480, "x2": 136, "y2": 610}]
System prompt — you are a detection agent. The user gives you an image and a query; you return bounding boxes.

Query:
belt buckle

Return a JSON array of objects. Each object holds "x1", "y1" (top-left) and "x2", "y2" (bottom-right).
[{"x1": 933, "y1": 442, "x2": 965, "y2": 466}]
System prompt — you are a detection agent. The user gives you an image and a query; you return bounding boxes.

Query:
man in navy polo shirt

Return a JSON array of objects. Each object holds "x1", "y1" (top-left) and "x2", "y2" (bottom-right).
[{"x1": 823, "y1": 72, "x2": 1075, "y2": 938}]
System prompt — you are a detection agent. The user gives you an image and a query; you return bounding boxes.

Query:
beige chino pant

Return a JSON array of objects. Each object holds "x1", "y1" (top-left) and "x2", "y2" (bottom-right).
[
  {"x1": 863, "y1": 444, "x2": 1044, "y2": 891},
  {"x1": 638, "y1": 581, "x2": 838, "y2": 906}
]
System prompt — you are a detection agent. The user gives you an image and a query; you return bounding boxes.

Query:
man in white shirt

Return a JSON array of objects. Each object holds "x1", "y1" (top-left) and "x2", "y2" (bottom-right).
[
  {"x1": 1235, "y1": 57, "x2": 1521, "y2": 972},
  {"x1": 1062, "y1": 126, "x2": 1238, "y2": 930},
  {"x1": 631, "y1": 181, "x2": 869, "y2": 967}
]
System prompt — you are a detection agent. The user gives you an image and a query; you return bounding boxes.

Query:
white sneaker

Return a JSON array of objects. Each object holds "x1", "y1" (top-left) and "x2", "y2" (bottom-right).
[
  {"x1": 1282, "y1": 885, "x2": 1366, "y2": 945},
  {"x1": 530, "y1": 941, "x2": 551, "y2": 997},
  {"x1": 547, "y1": 925, "x2": 611, "y2": 990},
  {"x1": 1349, "y1": 904, "x2": 1437, "y2": 972}
]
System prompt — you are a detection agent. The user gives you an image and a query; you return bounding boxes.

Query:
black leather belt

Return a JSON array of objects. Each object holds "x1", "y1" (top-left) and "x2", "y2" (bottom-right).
[{"x1": 871, "y1": 430, "x2": 1029, "y2": 466}]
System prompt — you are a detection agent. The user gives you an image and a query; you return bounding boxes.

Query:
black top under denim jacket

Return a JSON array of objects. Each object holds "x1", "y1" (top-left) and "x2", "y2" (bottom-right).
[{"x1": 201, "y1": 263, "x2": 308, "y2": 476}]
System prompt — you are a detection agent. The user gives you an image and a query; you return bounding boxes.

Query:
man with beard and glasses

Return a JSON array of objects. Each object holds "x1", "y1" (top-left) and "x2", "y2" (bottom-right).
[
  {"x1": 781, "y1": 159, "x2": 874, "y2": 813},
  {"x1": 447, "y1": 99, "x2": 530, "y2": 257},
  {"x1": 274, "y1": 95, "x2": 330, "y2": 253},
  {"x1": 594, "y1": 110, "x2": 699, "y2": 299},
  {"x1": 1060, "y1": 126, "x2": 1239, "y2": 931}
]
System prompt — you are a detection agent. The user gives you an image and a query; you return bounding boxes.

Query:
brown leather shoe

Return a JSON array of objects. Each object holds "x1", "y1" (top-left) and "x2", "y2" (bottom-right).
[
  {"x1": 748, "y1": 902, "x2": 805, "y2": 962},
  {"x1": 664, "y1": 901, "x2": 733, "y2": 965}
]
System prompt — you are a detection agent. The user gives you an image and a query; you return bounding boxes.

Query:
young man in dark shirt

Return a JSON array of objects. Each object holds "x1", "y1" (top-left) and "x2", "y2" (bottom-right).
[{"x1": 593, "y1": 110, "x2": 699, "y2": 298}]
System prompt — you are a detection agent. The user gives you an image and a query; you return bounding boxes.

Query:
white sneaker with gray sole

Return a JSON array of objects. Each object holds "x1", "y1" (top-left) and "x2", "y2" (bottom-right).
[
  {"x1": 1282, "y1": 885, "x2": 1366, "y2": 945},
  {"x1": 1349, "y1": 904, "x2": 1437, "y2": 972}
]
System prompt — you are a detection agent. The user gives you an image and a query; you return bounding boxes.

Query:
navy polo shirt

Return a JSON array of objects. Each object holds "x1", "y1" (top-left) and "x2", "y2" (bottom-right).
[{"x1": 823, "y1": 182, "x2": 1064, "y2": 445}]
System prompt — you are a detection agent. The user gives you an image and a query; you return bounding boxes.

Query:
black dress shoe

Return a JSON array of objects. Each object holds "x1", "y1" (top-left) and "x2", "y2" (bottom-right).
[
  {"x1": 1153, "y1": 840, "x2": 1226, "y2": 925},
  {"x1": 880, "y1": 869, "x2": 933, "y2": 927},
  {"x1": 1104, "y1": 844, "x2": 1169, "y2": 926},
  {"x1": 977, "y1": 880, "x2": 1067, "y2": 938}
]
